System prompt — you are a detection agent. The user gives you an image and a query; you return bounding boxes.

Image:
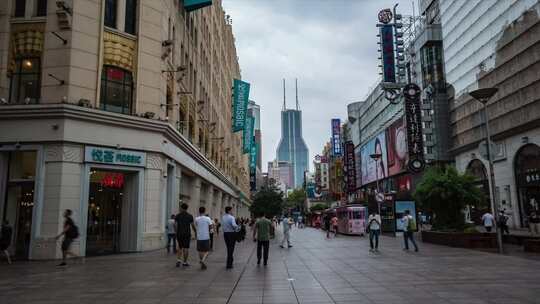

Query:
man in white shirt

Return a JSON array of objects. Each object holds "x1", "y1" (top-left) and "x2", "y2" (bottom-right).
[
  {"x1": 280, "y1": 215, "x2": 293, "y2": 248},
  {"x1": 195, "y1": 207, "x2": 213, "y2": 270},
  {"x1": 222, "y1": 206, "x2": 239, "y2": 269},
  {"x1": 367, "y1": 211, "x2": 381, "y2": 253},
  {"x1": 482, "y1": 212, "x2": 495, "y2": 232}
]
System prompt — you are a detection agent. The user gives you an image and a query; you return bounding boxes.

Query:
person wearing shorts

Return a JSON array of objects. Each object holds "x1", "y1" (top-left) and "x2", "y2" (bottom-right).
[
  {"x1": 195, "y1": 207, "x2": 213, "y2": 270},
  {"x1": 55, "y1": 209, "x2": 79, "y2": 266},
  {"x1": 175, "y1": 203, "x2": 196, "y2": 267}
]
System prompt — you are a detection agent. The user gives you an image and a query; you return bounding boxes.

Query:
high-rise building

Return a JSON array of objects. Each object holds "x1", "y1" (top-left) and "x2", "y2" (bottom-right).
[{"x1": 276, "y1": 79, "x2": 309, "y2": 188}]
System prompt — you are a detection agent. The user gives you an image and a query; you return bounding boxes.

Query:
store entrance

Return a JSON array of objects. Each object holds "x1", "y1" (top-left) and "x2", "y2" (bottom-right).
[{"x1": 86, "y1": 170, "x2": 125, "y2": 255}]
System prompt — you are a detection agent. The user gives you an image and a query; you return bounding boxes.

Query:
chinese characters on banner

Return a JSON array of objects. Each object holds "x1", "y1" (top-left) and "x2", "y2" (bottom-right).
[
  {"x1": 331, "y1": 119, "x2": 342, "y2": 156},
  {"x1": 242, "y1": 115, "x2": 254, "y2": 154},
  {"x1": 403, "y1": 84, "x2": 425, "y2": 173},
  {"x1": 232, "y1": 79, "x2": 250, "y2": 132},
  {"x1": 344, "y1": 141, "x2": 356, "y2": 193}
]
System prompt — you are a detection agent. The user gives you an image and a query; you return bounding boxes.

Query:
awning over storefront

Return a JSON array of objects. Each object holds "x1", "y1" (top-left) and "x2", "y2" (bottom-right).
[{"x1": 185, "y1": 0, "x2": 212, "y2": 12}]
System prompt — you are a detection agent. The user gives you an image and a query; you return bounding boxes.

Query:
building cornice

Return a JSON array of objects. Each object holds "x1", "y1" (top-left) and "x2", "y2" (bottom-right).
[{"x1": 0, "y1": 103, "x2": 251, "y2": 203}]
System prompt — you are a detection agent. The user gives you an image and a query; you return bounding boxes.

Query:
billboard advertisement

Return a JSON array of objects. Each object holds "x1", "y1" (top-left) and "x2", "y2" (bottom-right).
[
  {"x1": 232, "y1": 79, "x2": 250, "y2": 132},
  {"x1": 331, "y1": 119, "x2": 342, "y2": 156},
  {"x1": 360, "y1": 132, "x2": 388, "y2": 185},
  {"x1": 386, "y1": 117, "x2": 408, "y2": 176}
]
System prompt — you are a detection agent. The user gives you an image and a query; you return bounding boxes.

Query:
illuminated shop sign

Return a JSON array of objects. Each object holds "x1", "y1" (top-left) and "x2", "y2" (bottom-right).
[
  {"x1": 344, "y1": 141, "x2": 356, "y2": 193},
  {"x1": 403, "y1": 84, "x2": 425, "y2": 173},
  {"x1": 85, "y1": 146, "x2": 146, "y2": 167},
  {"x1": 331, "y1": 119, "x2": 342, "y2": 156}
]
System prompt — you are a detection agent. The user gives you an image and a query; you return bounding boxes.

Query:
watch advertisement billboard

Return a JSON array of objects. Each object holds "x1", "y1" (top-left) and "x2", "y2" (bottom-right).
[
  {"x1": 360, "y1": 132, "x2": 388, "y2": 185},
  {"x1": 386, "y1": 117, "x2": 408, "y2": 176}
]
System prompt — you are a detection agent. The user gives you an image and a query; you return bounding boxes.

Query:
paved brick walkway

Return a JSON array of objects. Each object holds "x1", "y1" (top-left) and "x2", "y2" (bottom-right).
[{"x1": 1, "y1": 227, "x2": 540, "y2": 304}]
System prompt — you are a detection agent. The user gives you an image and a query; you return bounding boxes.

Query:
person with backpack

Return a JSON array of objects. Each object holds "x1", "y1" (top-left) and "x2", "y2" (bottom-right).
[
  {"x1": 1, "y1": 219, "x2": 13, "y2": 264},
  {"x1": 497, "y1": 211, "x2": 510, "y2": 235},
  {"x1": 367, "y1": 211, "x2": 381, "y2": 253},
  {"x1": 402, "y1": 210, "x2": 418, "y2": 252},
  {"x1": 55, "y1": 209, "x2": 79, "y2": 266}
]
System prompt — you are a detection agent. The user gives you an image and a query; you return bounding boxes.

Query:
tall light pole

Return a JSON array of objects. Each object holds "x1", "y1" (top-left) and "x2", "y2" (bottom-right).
[
  {"x1": 370, "y1": 153, "x2": 383, "y2": 215},
  {"x1": 469, "y1": 87, "x2": 503, "y2": 254}
]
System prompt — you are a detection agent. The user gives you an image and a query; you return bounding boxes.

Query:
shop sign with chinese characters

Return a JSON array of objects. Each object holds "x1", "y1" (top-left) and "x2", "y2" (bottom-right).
[
  {"x1": 85, "y1": 146, "x2": 146, "y2": 167},
  {"x1": 403, "y1": 84, "x2": 425, "y2": 173}
]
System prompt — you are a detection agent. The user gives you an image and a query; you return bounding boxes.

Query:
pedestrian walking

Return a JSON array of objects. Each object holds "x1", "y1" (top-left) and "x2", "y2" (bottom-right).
[
  {"x1": 331, "y1": 215, "x2": 338, "y2": 237},
  {"x1": 253, "y1": 213, "x2": 272, "y2": 266},
  {"x1": 175, "y1": 203, "x2": 196, "y2": 267},
  {"x1": 529, "y1": 211, "x2": 540, "y2": 235},
  {"x1": 222, "y1": 206, "x2": 240, "y2": 269},
  {"x1": 323, "y1": 213, "x2": 331, "y2": 238},
  {"x1": 1, "y1": 219, "x2": 13, "y2": 264},
  {"x1": 482, "y1": 211, "x2": 495, "y2": 232},
  {"x1": 497, "y1": 211, "x2": 510, "y2": 235},
  {"x1": 402, "y1": 210, "x2": 418, "y2": 252},
  {"x1": 214, "y1": 218, "x2": 221, "y2": 235},
  {"x1": 367, "y1": 211, "x2": 381, "y2": 253},
  {"x1": 207, "y1": 215, "x2": 215, "y2": 251},
  {"x1": 195, "y1": 207, "x2": 213, "y2": 270},
  {"x1": 239, "y1": 219, "x2": 247, "y2": 242},
  {"x1": 280, "y1": 215, "x2": 293, "y2": 248},
  {"x1": 55, "y1": 209, "x2": 80, "y2": 266},
  {"x1": 166, "y1": 214, "x2": 177, "y2": 253}
]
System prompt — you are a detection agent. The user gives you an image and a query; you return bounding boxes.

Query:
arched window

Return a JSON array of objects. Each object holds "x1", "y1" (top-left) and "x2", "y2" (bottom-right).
[
  {"x1": 9, "y1": 58, "x2": 41, "y2": 104},
  {"x1": 514, "y1": 144, "x2": 540, "y2": 227},
  {"x1": 100, "y1": 66, "x2": 133, "y2": 114},
  {"x1": 466, "y1": 159, "x2": 490, "y2": 211}
]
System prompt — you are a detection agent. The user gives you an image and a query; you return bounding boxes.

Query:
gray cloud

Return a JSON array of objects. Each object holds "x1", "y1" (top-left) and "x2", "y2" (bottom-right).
[{"x1": 222, "y1": 0, "x2": 414, "y2": 171}]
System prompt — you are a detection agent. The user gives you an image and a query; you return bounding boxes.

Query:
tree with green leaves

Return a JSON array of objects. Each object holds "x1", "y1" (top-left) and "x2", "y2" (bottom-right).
[
  {"x1": 414, "y1": 166, "x2": 484, "y2": 231},
  {"x1": 310, "y1": 203, "x2": 328, "y2": 212},
  {"x1": 250, "y1": 182, "x2": 284, "y2": 217},
  {"x1": 285, "y1": 188, "x2": 307, "y2": 211}
]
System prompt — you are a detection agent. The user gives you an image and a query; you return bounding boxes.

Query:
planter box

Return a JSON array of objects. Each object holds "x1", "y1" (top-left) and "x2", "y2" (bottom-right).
[
  {"x1": 421, "y1": 231, "x2": 497, "y2": 249},
  {"x1": 524, "y1": 239, "x2": 540, "y2": 252}
]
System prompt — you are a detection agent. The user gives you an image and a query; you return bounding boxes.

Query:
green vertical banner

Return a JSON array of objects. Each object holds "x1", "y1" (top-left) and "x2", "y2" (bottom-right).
[
  {"x1": 250, "y1": 142, "x2": 257, "y2": 169},
  {"x1": 232, "y1": 79, "x2": 250, "y2": 132},
  {"x1": 243, "y1": 115, "x2": 254, "y2": 154}
]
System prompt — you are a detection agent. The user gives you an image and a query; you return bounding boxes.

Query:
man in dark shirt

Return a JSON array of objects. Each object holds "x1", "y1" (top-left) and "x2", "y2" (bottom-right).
[
  {"x1": 55, "y1": 209, "x2": 79, "y2": 266},
  {"x1": 175, "y1": 203, "x2": 196, "y2": 267}
]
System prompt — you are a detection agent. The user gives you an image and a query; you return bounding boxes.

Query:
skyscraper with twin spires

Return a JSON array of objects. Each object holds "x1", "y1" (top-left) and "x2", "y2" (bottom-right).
[{"x1": 276, "y1": 79, "x2": 309, "y2": 189}]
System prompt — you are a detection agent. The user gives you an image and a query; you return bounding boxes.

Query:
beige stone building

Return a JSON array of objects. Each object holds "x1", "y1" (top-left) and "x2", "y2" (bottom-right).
[{"x1": 0, "y1": 0, "x2": 251, "y2": 259}]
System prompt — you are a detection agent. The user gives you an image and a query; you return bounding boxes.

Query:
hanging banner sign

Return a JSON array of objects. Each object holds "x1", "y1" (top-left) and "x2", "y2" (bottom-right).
[
  {"x1": 243, "y1": 115, "x2": 254, "y2": 154},
  {"x1": 331, "y1": 119, "x2": 342, "y2": 156},
  {"x1": 232, "y1": 79, "x2": 250, "y2": 132},
  {"x1": 250, "y1": 166, "x2": 257, "y2": 191},
  {"x1": 250, "y1": 142, "x2": 257, "y2": 169},
  {"x1": 403, "y1": 84, "x2": 425, "y2": 173},
  {"x1": 380, "y1": 25, "x2": 396, "y2": 83},
  {"x1": 184, "y1": 0, "x2": 213, "y2": 12},
  {"x1": 345, "y1": 141, "x2": 356, "y2": 193}
]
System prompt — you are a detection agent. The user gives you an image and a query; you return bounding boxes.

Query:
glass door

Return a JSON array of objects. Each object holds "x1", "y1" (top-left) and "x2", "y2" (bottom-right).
[{"x1": 86, "y1": 170, "x2": 124, "y2": 255}]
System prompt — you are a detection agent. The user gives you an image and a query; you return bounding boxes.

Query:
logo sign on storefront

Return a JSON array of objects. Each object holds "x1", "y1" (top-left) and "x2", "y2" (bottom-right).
[
  {"x1": 85, "y1": 146, "x2": 146, "y2": 167},
  {"x1": 403, "y1": 84, "x2": 425, "y2": 173},
  {"x1": 344, "y1": 141, "x2": 356, "y2": 193},
  {"x1": 379, "y1": 25, "x2": 396, "y2": 83},
  {"x1": 378, "y1": 8, "x2": 393, "y2": 24},
  {"x1": 331, "y1": 119, "x2": 342, "y2": 156},
  {"x1": 232, "y1": 79, "x2": 251, "y2": 132}
]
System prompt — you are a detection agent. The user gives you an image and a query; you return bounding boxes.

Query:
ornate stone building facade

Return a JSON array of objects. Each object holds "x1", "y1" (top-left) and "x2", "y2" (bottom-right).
[{"x1": 0, "y1": 0, "x2": 250, "y2": 259}]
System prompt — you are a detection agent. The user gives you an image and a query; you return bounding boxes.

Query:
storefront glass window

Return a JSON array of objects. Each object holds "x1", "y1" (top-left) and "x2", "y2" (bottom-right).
[
  {"x1": 100, "y1": 66, "x2": 133, "y2": 114},
  {"x1": 9, "y1": 58, "x2": 41, "y2": 104},
  {"x1": 515, "y1": 144, "x2": 540, "y2": 227}
]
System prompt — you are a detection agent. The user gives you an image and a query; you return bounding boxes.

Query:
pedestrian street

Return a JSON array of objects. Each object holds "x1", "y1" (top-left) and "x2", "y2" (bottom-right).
[{"x1": 1, "y1": 227, "x2": 540, "y2": 304}]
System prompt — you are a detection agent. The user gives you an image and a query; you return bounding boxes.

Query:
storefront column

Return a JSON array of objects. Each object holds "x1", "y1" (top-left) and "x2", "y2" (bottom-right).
[
  {"x1": 213, "y1": 190, "x2": 222, "y2": 219},
  {"x1": 189, "y1": 176, "x2": 201, "y2": 215},
  {"x1": 205, "y1": 184, "x2": 214, "y2": 216}
]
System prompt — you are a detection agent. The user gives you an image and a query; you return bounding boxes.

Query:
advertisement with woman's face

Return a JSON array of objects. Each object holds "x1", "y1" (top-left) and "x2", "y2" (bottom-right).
[
  {"x1": 360, "y1": 132, "x2": 388, "y2": 185},
  {"x1": 387, "y1": 117, "x2": 408, "y2": 176}
]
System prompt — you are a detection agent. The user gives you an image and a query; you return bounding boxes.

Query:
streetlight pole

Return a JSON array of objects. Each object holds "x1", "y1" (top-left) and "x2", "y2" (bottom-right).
[
  {"x1": 469, "y1": 87, "x2": 503, "y2": 254},
  {"x1": 370, "y1": 153, "x2": 383, "y2": 215}
]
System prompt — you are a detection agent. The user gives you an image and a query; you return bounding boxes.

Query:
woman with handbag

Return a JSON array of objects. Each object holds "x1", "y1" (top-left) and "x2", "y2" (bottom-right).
[{"x1": 367, "y1": 211, "x2": 381, "y2": 253}]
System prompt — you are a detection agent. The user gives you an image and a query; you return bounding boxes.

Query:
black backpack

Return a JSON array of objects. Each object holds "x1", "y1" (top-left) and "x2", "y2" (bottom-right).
[{"x1": 67, "y1": 223, "x2": 80, "y2": 239}]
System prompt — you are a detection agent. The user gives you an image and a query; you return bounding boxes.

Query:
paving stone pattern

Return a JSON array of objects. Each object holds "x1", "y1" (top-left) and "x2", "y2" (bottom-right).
[{"x1": 1, "y1": 228, "x2": 540, "y2": 304}]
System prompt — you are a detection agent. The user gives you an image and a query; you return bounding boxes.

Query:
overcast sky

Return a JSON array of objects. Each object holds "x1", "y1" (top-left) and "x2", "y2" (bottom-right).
[{"x1": 222, "y1": 0, "x2": 414, "y2": 172}]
